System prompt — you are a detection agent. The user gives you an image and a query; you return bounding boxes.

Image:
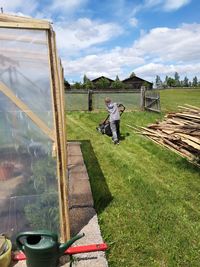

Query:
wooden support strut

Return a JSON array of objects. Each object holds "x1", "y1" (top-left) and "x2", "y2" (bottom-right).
[
  {"x1": 0, "y1": 21, "x2": 50, "y2": 30},
  {"x1": 0, "y1": 81, "x2": 55, "y2": 141},
  {"x1": 145, "y1": 98, "x2": 159, "y2": 108},
  {"x1": 48, "y1": 29, "x2": 70, "y2": 242}
]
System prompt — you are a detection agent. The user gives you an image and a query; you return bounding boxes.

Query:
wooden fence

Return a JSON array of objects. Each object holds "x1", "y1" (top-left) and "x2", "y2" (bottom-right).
[
  {"x1": 65, "y1": 89, "x2": 141, "y2": 111},
  {"x1": 65, "y1": 88, "x2": 161, "y2": 112}
]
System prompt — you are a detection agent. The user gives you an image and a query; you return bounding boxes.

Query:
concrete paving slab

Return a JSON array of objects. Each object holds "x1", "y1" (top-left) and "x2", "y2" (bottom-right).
[
  {"x1": 68, "y1": 143, "x2": 82, "y2": 147},
  {"x1": 68, "y1": 165, "x2": 88, "y2": 174},
  {"x1": 69, "y1": 178, "x2": 94, "y2": 208},
  {"x1": 72, "y1": 256, "x2": 107, "y2": 267},
  {"x1": 67, "y1": 144, "x2": 82, "y2": 156},
  {"x1": 68, "y1": 155, "x2": 85, "y2": 166},
  {"x1": 69, "y1": 171, "x2": 89, "y2": 181},
  {"x1": 69, "y1": 207, "x2": 96, "y2": 236},
  {"x1": 69, "y1": 215, "x2": 108, "y2": 267}
]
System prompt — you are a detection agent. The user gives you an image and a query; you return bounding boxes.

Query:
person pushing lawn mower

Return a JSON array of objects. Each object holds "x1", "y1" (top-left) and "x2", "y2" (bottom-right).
[{"x1": 96, "y1": 97, "x2": 125, "y2": 145}]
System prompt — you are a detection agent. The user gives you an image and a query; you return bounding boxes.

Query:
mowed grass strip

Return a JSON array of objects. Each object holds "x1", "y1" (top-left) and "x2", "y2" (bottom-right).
[{"x1": 66, "y1": 89, "x2": 200, "y2": 267}]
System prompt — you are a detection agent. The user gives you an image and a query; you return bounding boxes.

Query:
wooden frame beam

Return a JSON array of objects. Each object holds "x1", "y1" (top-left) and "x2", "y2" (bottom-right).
[
  {"x1": 48, "y1": 28, "x2": 70, "y2": 242},
  {"x1": 0, "y1": 14, "x2": 70, "y2": 242},
  {"x1": 0, "y1": 81, "x2": 55, "y2": 141},
  {"x1": 0, "y1": 14, "x2": 51, "y2": 29},
  {"x1": 0, "y1": 22, "x2": 50, "y2": 30}
]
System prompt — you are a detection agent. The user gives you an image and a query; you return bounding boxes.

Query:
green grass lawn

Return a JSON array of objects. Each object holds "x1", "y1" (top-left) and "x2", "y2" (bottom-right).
[
  {"x1": 159, "y1": 88, "x2": 200, "y2": 112},
  {"x1": 67, "y1": 89, "x2": 200, "y2": 267}
]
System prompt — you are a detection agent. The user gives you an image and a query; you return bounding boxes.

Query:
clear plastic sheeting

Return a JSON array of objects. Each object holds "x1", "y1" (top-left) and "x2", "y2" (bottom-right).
[
  {"x1": 0, "y1": 28, "x2": 59, "y2": 240},
  {"x1": 0, "y1": 28, "x2": 53, "y2": 127},
  {"x1": 0, "y1": 193, "x2": 59, "y2": 238}
]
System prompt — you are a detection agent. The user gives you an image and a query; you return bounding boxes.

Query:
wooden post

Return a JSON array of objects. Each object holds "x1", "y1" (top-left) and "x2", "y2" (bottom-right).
[
  {"x1": 48, "y1": 28, "x2": 70, "y2": 242},
  {"x1": 140, "y1": 86, "x2": 146, "y2": 111},
  {"x1": 88, "y1": 90, "x2": 93, "y2": 111}
]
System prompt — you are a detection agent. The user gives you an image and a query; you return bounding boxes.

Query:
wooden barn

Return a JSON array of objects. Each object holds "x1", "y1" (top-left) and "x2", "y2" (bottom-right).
[
  {"x1": 65, "y1": 75, "x2": 153, "y2": 91},
  {"x1": 91, "y1": 76, "x2": 114, "y2": 89},
  {"x1": 122, "y1": 76, "x2": 153, "y2": 90}
]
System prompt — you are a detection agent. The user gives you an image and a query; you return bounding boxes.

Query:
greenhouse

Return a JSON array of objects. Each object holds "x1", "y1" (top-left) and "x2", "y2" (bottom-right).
[{"x1": 0, "y1": 14, "x2": 69, "y2": 242}]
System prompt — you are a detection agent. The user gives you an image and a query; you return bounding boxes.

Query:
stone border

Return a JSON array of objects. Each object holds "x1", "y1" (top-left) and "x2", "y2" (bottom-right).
[{"x1": 67, "y1": 142, "x2": 108, "y2": 267}]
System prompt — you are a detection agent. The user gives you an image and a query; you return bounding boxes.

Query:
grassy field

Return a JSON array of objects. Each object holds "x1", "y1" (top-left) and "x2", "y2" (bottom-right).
[
  {"x1": 159, "y1": 88, "x2": 200, "y2": 112},
  {"x1": 67, "y1": 89, "x2": 200, "y2": 267}
]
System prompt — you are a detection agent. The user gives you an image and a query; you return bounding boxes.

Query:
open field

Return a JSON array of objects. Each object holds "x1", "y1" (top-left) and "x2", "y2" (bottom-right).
[
  {"x1": 65, "y1": 88, "x2": 200, "y2": 112},
  {"x1": 67, "y1": 89, "x2": 200, "y2": 267},
  {"x1": 159, "y1": 88, "x2": 200, "y2": 112}
]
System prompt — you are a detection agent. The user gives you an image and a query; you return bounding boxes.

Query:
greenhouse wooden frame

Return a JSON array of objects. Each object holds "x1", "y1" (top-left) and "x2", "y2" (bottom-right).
[{"x1": 0, "y1": 14, "x2": 70, "y2": 242}]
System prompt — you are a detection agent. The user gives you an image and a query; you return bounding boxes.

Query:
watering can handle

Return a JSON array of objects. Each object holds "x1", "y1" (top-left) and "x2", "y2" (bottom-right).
[
  {"x1": 59, "y1": 233, "x2": 85, "y2": 254},
  {"x1": 16, "y1": 231, "x2": 58, "y2": 252}
]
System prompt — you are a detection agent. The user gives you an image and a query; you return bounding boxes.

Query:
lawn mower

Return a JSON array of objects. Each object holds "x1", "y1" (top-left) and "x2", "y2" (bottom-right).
[{"x1": 96, "y1": 103, "x2": 125, "y2": 136}]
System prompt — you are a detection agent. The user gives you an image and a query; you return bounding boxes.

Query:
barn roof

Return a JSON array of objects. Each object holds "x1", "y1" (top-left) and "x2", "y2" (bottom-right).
[
  {"x1": 122, "y1": 76, "x2": 153, "y2": 85},
  {"x1": 91, "y1": 76, "x2": 114, "y2": 83}
]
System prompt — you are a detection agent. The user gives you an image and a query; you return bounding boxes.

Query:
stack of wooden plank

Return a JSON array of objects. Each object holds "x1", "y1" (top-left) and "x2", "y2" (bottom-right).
[{"x1": 128, "y1": 104, "x2": 200, "y2": 167}]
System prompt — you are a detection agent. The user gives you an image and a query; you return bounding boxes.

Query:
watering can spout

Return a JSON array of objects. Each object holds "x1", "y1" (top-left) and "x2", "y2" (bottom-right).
[{"x1": 59, "y1": 233, "x2": 85, "y2": 255}]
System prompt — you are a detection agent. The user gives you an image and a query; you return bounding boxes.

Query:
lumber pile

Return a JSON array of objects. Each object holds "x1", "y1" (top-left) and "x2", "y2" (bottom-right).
[{"x1": 128, "y1": 104, "x2": 200, "y2": 167}]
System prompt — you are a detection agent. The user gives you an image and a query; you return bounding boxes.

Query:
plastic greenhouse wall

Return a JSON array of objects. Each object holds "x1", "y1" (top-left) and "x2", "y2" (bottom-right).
[{"x1": 0, "y1": 26, "x2": 63, "y2": 240}]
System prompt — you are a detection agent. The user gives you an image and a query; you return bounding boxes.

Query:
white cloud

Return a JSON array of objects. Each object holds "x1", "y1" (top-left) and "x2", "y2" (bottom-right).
[
  {"x1": 143, "y1": 0, "x2": 191, "y2": 12},
  {"x1": 163, "y1": 0, "x2": 191, "y2": 11},
  {"x1": 144, "y1": 0, "x2": 162, "y2": 8},
  {"x1": 50, "y1": 0, "x2": 88, "y2": 13},
  {"x1": 134, "y1": 62, "x2": 200, "y2": 81},
  {"x1": 63, "y1": 46, "x2": 144, "y2": 79},
  {"x1": 62, "y1": 22, "x2": 200, "y2": 81},
  {"x1": 129, "y1": 17, "x2": 138, "y2": 27},
  {"x1": 0, "y1": 0, "x2": 196, "y2": 82},
  {"x1": 55, "y1": 18, "x2": 123, "y2": 55},
  {"x1": 0, "y1": 0, "x2": 38, "y2": 15},
  {"x1": 0, "y1": 0, "x2": 88, "y2": 18},
  {"x1": 133, "y1": 23, "x2": 200, "y2": 63}
]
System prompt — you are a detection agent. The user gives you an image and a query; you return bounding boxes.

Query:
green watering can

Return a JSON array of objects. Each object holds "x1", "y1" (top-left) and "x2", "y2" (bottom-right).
[{"x1": 16, "y1": 230, "x2": 84, "y2": 267}]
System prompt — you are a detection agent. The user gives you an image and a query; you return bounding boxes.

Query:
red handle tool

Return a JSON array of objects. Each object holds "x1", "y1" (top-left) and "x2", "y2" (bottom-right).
[{"x1": 13, "y1": 243, "x2": 108, "y2": 261}]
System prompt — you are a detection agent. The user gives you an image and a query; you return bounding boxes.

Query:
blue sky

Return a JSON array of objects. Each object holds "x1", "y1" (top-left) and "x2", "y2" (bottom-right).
[{"x1": 1, "y1": 0, "x2": 200, "y2": 84}]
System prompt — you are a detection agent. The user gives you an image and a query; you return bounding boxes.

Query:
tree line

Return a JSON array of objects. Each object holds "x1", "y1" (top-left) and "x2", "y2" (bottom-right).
[
  {"x1": 64, "y1": 72, "x2": 138, "y2": 90},
  {"x1": 72, "y1": 74, "x2": 125, "y2": 90},
  {"x1": 155, "y1": 72, "x2": 199, "y2": 88}
]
